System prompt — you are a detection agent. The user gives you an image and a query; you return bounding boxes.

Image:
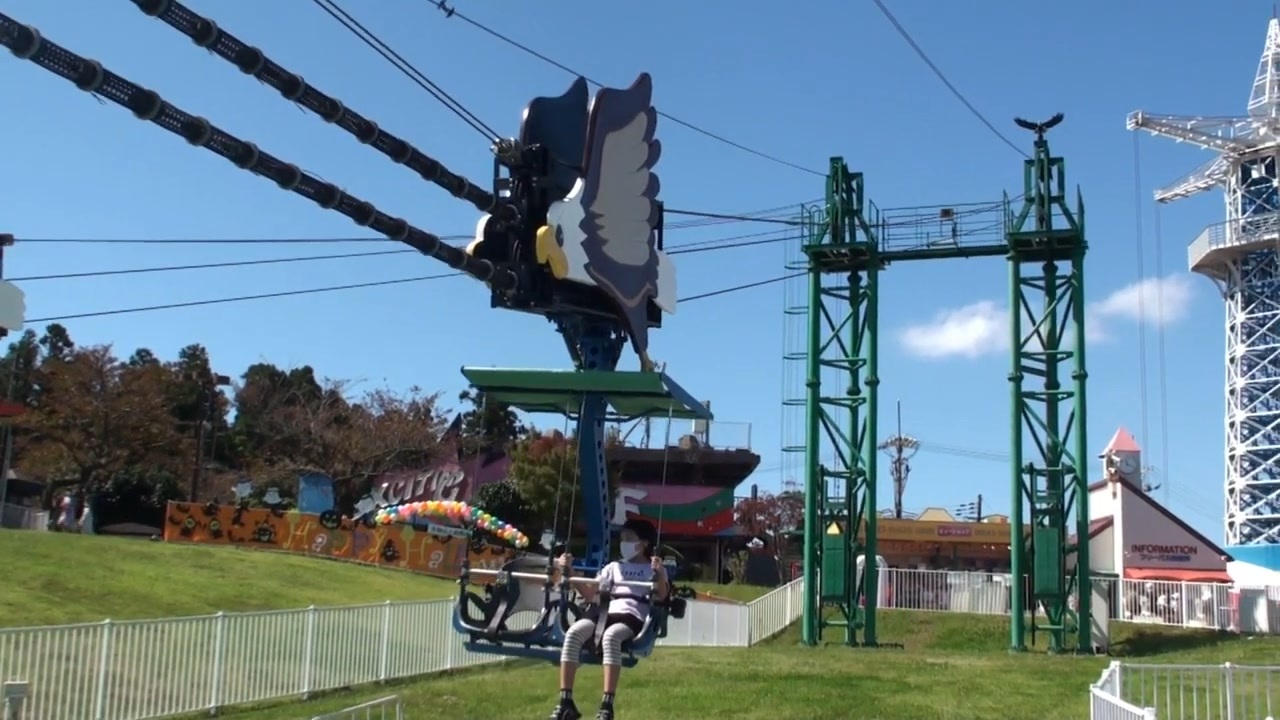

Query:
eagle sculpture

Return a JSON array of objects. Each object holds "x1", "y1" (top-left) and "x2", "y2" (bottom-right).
[{"x1": 534, "y1": 74, "x2": 675, "y2": 372}]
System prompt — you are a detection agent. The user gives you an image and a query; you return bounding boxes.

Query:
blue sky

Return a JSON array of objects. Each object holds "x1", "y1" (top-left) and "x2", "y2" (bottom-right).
[{"x1": 0, "y1": 0, "x2": 1263, "y2": 543}]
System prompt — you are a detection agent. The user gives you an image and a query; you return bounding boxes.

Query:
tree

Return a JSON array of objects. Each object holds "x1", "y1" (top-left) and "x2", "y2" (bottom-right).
[
  {"x1": 126, "y1": 348, "x2": 158, "y2": 368},
  {"x1": 734, "y1": 491, "x2": 805, "y2": 553},
  {"x1": 165, "y1": 343, "x2": 233, "y2": 472},
  {"x1": 37, "y1": 323, "x2": 74, "y2": 363},
  {"x1": 229, "y1": 362, "x2": 325, "y2": 470},
  {"x1": 231, "y1": 366, "x2": 448, "y2": 512},
  {"x1": 17, "y1": 344, "x2": 189, "y2": 505},
  {"x1": 472, "y1": 480, "x2": 536, "y2": 542},
  {"x1": 508, "y1": 429, "x2": 619, "y2": 541},
  {"x1": 457, "y1": 389, "x2": 526, "y2": 457}
]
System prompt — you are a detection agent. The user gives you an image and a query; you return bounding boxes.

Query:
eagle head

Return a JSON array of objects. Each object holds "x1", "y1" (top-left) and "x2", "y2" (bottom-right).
[{"x1": 535, "y1": 179, "x2": 590, "y2": 285}]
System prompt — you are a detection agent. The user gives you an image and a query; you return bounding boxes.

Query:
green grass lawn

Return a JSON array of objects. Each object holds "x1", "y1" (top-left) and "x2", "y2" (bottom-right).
[
  {"x1": 0, "y1": 530, "x2": 770, "y2": 628},
  {"x1": 0, "y1": 530, "x2": 458, "y2": 626},
  {"x1": 3, "y1": 531, "x2": 1273, "y2": 719},
  {"x1": 212, "y1": 611, "x2": 1280, "y2": 720}
]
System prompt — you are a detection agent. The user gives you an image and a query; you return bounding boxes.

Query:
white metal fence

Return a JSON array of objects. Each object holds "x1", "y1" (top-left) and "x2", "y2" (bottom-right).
[
  {"x1": 1090, "y1": 661, "x2": 1280, "y2": 720},
  {"x1": 4, "y1": 566, "x2": 1280, "y2": 719},
  {"x1": 0, "y1": 588, "x2": 783, "y2": 720},
  {"x1": 873, "y1": 568, "x2": 1269, "y2": 636},
  {"x1": 0, "y1": 503, "x2": 46, "y2": 530}
]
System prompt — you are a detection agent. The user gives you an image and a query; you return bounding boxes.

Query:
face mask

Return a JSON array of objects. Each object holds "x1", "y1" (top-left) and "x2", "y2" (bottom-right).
[{"x1": 620, "y1": 541, "x2": 642, "y2": 559}]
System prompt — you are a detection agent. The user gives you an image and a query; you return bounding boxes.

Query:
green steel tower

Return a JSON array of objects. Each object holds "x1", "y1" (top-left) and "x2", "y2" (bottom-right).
[
  {"x1": 1004, "y1": 122, "x2": 1093, "y2": 653},
  {"x1": 790, "y1": 123, "x2": 1092, "y2": 652},
  {"x1": 797, "y1": 160, "x2": 883, "y2": 647}
]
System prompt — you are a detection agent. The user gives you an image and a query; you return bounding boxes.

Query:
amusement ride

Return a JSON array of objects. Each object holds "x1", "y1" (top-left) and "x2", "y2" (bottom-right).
[
  {"x1": 1128, "y1": 18, "x2": 1280, "y2": 554},
  {"x1": 1, "y1": 0, "x2": 1114, "y2": 666}
]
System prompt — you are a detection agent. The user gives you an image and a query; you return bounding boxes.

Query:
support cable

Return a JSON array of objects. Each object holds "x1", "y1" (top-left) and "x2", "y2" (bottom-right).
[
  {"x1": 11, "y1": 229, "x2": 800, "y2": 284},
  {"x1": 27, "y1": 274, "x2": 458, "y2": 323},
  {"x1": 1131, "y1": 134, "x2": 1152, "y2": 480},
  {"x1": 0, "y1": 15, "x2": 517, "y2": 290},
  {"x1": 10, "y1": 248, "x2": 421, "y2": 282},
  {"x1": 665, "y1": 200, "x2": 820, "y2": 229},
  {"x1": 427, "y1": 1, "x2": 825, "y2": 177},
  {"x1": 130, "y1": 0, "x2": 515, "y2": 224},
  {"x1": 665, "y1": 208, "x2": 802, "y2": 227},
  {"x1": 11, "y1": 199, "x2": 1021, "y2": 279},
  {"x1": 307, "y1": 0, "x2": 500, "y2": 140},
  {"x1": 11, "y1": 197, "x2": 1010, "y2": 248},
  {"x1": 868, "y1": 0, "x2": 1028, "y2": 159},
  {"x1": 1152, "y1": 204, "x2": 1173, "y2": 505},
  {"x1": 26, "y1": 271, "x2": 803, "y2": 323}
]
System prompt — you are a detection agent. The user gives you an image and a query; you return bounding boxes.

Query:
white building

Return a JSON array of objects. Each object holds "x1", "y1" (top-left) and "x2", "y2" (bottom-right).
[{"x1": 1075, "y1": 427, "x2": 1233, "y2": 584}]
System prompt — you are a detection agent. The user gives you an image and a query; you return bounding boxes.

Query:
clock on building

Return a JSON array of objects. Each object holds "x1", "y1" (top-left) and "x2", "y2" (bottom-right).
[{"x1": 1114, "y1": 453, "x2": 1140, "y2": 477}]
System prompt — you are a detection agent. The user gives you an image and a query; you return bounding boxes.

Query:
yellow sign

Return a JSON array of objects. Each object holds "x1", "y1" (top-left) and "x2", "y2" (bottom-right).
[{"x1": 825, "y1": 518, "x2": 1026, "y2": 545}]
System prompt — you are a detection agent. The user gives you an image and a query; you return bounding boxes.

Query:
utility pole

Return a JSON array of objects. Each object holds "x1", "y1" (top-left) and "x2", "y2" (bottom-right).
[
  {"x1": 187, "y1": 370, "x2": 231, "y2": 502},
  {"x1": 955, "y1": 494, "x2": 984, "y2": 521},
  {"x1": 0, "y1": 234, "x2": 20, "y2": 520},
  {"x1": 877, "y1": 401, "x2": 919, "y2": 519}
]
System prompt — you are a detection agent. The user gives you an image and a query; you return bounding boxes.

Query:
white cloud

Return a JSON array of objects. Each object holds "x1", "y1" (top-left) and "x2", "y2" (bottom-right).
[
  {"x1": 1091, "y1": 274, "x2": 1196, "y2": 326},
  {"x1": 900, "y1": 301, "x2": 1006, "y2": 359},
  {"x1": 899, "y1": 274, "x2": 1197, "y2": 360}
]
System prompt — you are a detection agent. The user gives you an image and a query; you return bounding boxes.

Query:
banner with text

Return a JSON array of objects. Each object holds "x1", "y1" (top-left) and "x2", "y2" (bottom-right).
[{"x1": 162, "y1": 501, "x2": 514, "y2": 578}]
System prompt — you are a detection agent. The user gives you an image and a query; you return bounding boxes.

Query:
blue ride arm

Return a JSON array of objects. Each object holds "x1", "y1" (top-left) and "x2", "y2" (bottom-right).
[{"x1": 577, "y1": 393, "x2": 611, "y2": 570}]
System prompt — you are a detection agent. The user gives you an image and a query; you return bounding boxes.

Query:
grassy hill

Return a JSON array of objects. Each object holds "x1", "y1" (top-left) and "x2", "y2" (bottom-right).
[
  {"x1": 0, "y1": 531, "x2": 770, "y2": 627},
  {"x1": 219, "y1": 610, "x2": 1278, "y2": 720},
  {"x1": 5, "y1": 531, "x2": 1271, "y2": 719},
  {"x1": 0, "y1": 530, "x2": 456, "y2": 626}
]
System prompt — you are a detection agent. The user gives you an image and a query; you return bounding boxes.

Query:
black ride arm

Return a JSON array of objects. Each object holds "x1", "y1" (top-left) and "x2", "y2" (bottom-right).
[
  {"x1": 128, "y1": 0, "x2": 519, "y2": 227},
  {"x1": 0, "y1": 15, "x2": 518, "y2": 291}
]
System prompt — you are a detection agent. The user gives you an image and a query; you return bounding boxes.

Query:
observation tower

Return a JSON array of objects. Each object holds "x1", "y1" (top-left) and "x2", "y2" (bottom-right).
[{"x1": 1127, "y1": 17, "x2": 1280, "y2": 556}]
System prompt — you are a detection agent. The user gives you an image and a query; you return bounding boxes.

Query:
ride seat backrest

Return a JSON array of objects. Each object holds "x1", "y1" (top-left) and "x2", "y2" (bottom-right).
[{"x1": 503, "y1": 555, "x2": 557, "y2": 615}]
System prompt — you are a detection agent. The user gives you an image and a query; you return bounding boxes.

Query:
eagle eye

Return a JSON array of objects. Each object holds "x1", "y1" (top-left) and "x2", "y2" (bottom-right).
[{"x1": 554, "y1": 225, "x2": 565, "y2": 247}]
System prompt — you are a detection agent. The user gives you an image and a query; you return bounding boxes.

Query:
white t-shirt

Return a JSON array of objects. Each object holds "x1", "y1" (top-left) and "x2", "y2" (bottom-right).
[{"x1": 597, "y1": 561, "x2": 654, "y2": 620}]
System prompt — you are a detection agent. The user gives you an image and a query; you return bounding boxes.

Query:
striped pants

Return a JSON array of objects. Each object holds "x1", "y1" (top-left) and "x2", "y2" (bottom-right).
[{"x1": 561, "y1": 615, "x2": 638, "y2": 667}]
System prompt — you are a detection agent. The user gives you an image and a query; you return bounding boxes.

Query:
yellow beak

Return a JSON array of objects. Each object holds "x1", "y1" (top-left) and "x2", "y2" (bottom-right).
[{"x1": 535, "y1": 225, "x2": 570, "y2": 279}]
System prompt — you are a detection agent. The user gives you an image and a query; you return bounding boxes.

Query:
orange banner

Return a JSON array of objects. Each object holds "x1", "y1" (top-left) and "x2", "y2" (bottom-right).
[{"x1": 162, "y1": 501, "x2": 514, "y2": 578}]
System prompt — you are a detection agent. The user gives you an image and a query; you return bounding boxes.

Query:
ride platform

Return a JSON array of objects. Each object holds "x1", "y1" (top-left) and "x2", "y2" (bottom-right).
[{"x1": 459, "y1": 367, "x2": 714, "y2": 421}]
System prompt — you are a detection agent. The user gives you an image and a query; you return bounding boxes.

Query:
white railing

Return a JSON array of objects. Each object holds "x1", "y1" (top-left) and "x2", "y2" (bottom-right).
[
  {"x1": 0, "y1": 596, "x2": 753, "y2": 720},
  {"x1": 874, "y1": 568, "x2": 1270, "y2": 636},
  {"x1": 1, "y1": 503, "x2": 47, "y2": 530},
  {"x1": 1091, "y1": 663, "x2": 1157, "y2": 720},
  {"x1": 745, "y1": 578, "x2": 803, "y2": 643},
  {"x1": 1094, "y1": 662, "x2": 1280, "y2": 720},
  {"x1": 5, "y1": 566, "x2": 1280, "y2": 720}
]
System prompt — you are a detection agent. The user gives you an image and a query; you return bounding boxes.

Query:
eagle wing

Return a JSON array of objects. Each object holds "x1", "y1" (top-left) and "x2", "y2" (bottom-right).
[
  {"x1": 519, "y1": 76, "x2": 590, "y2": 201},
  {"x1": 578, "y1": 73, "x2": 662, "y2": 267}
]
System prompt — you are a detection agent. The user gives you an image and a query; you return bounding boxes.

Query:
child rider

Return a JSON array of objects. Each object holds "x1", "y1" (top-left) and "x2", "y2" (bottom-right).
[{"x1": 549, "y1": 518, "x2": 669, "y2": 720}]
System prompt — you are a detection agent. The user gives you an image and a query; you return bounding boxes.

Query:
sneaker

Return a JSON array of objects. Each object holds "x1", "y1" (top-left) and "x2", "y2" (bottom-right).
[
  {"x1": 595, "y1": 708, "x2": 614, "y2": 720},
  {"x1": 548, "y1": 703, "x2": 582, "y2": 720}
]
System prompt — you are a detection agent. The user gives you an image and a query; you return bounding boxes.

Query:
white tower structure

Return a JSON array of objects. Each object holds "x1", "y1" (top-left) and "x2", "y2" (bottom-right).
[{"x1": 1127, "y1": 18, "x2": 1280, "y2": 546}]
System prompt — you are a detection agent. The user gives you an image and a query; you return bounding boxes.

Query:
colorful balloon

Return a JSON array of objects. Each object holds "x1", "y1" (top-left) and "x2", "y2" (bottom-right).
[{"x1": 373, "y1": 500, "x2": 529, "y2": 548}]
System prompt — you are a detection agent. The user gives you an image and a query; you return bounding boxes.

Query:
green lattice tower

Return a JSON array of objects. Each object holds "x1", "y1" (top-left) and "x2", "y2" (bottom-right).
[
  {"x1": 799, "y1": 159, "x2": 881, "y2": 647},
  {"x1": 1005, "y1": 135, "x2": 1092, "y2": 653},
  {"x1": 792, "y1": 133, "x2": 1092, "y2": 652}
]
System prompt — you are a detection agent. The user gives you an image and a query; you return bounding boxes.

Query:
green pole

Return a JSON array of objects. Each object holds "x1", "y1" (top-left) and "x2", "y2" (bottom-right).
[
  {"x1": 1042, "y1": 258, "x2": 1065, "y2": 653},
  {"x1": 845, "y1": 270, "x2": 860, "y2": 648},
  {"x1": 1071, "y1": 227, "x2": 1093, "y2": 651},
  {"x1": 862, "y1": 263, "x2": 880, "y2": 647},
  {"x1": 801, "y1": 235, "x2": 824, "y2": 647},
  {"x1": 1008, "y1": 254, "x2": 1026, "y2": 652}
]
